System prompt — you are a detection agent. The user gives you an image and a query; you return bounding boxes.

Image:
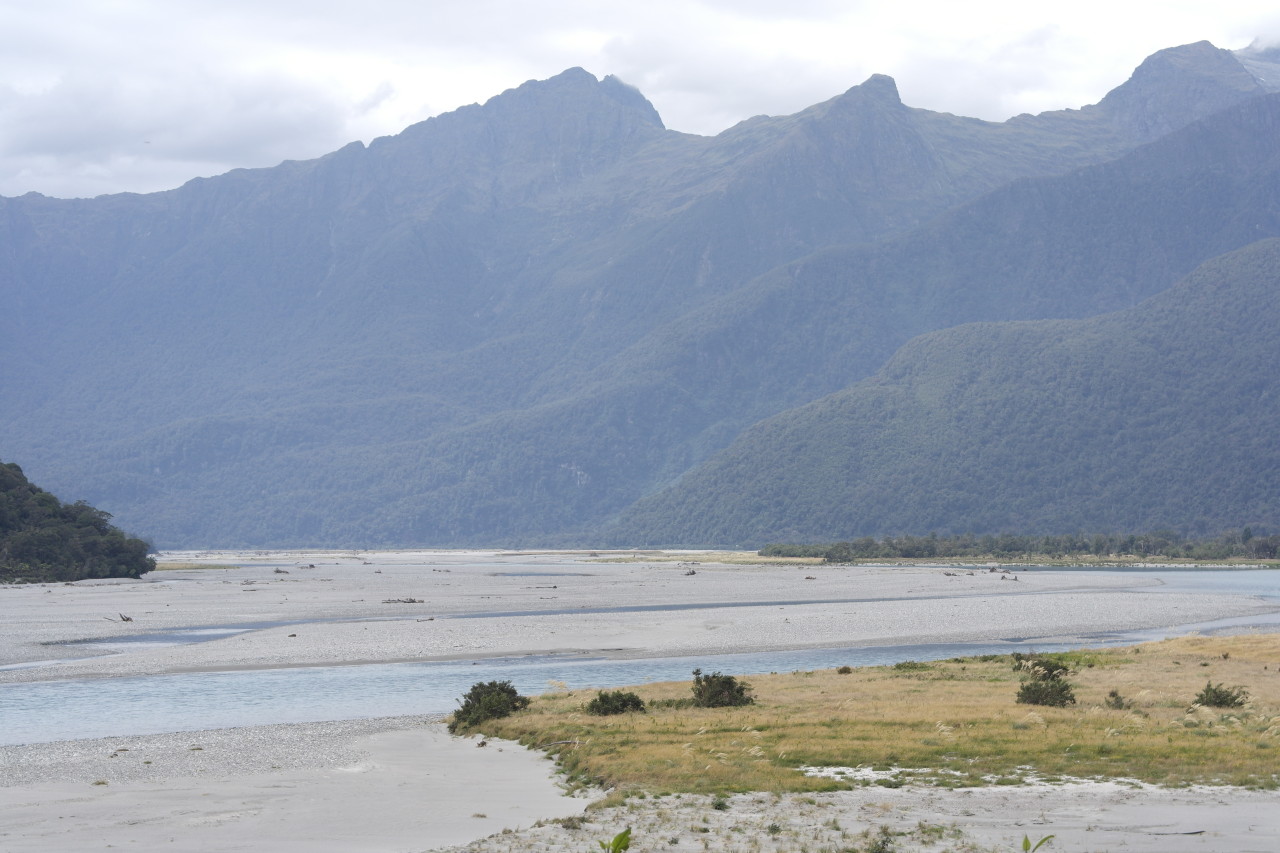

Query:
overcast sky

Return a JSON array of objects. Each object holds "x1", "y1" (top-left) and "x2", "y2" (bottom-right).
[{"x1": 4, "y1": 1, "x2": 1279, "y2": 199}]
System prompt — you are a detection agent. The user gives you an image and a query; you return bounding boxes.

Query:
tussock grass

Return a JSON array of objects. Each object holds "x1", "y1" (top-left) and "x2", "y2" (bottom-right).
[{"x1": 473, "y1": 635, "x2": 1280, "y2": 795}]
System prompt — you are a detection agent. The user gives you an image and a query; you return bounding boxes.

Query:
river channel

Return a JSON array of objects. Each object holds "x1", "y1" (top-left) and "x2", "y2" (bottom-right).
[{"x1": 2, "y1": 567, "x2": 1276, "y2": 746}]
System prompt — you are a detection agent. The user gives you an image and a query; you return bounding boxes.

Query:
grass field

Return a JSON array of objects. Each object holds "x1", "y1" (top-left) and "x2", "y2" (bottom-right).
[{"x1": 469, "y1": 634, "x2": 1280, "y2": 799}]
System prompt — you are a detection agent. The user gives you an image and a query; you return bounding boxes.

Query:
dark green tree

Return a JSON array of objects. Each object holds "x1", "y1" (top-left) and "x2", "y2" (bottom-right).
[
  {"x1": 691, "y1": 669, "x2": 754, "y2": 707},
  {"x1": 447, "y1": 680, "x2": 531, "y2": 733},
  {"x1": 0, "y1": 462, "x2": 154, "y2": 583}
]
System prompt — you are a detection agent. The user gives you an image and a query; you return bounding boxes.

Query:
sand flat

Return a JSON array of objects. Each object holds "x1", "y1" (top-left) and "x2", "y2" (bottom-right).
[{"x1": 0, "y1": 723, "x2": 588, "y2": 853}]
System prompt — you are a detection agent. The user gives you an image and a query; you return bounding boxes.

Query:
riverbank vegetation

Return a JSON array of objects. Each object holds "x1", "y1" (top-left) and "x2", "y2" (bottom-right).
[
  {"x1": 468, "y1": 635, "x2": 1280, "y2": 798},
  {"x1": 761, "y1": 530, "x2": 1280, "y2": 565},
  {"x1": 0, "y1": 461, "x2": 154, "y2": 583}
]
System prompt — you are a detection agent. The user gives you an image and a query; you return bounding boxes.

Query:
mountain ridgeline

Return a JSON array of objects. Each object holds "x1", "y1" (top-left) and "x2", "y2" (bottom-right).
[{"x1": 3, "y1": 41, "x2": 1280, "y2": 547}]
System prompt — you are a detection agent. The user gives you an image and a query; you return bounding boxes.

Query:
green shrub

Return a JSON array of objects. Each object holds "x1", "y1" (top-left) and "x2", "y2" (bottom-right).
[
  {"x1": 586, "y1": 690, "x2": 646, "y2": 716},
  {"x1": 447, "y1": 680, "x2": 530, "y2": 733},
  {"x1": 1104, "y1": 689, "x2": 1129, "y2": 710},
  {"x1": 1016, "y1": 677, "x2": 1076, "y2": 707},
  {"x1": 691, "y1": 669, "x2": 754, "y2": 707},
  {"x1": 865, "y1": 825, "x2": 896, "y2": 853},
  {"x1": 1011, "y1": 653, "x2": 1071, "y2": 680},
  {"x1": 1195, "y1": 681, "x2": 1248, "y2": 708}
]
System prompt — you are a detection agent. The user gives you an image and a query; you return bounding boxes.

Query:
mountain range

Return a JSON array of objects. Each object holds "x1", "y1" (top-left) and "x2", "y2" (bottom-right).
[{"x1": 3, "y1": 40, "x2": 1279, "y2": 547}]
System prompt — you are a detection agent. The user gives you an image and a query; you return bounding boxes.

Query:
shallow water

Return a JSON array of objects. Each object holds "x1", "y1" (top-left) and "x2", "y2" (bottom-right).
[
  {"x1": 0, "y1": 639, "x2": 1071, "y2": 746},
  {"x1": 2, "y1": 568, "x2": 1276, "y2": 746}
]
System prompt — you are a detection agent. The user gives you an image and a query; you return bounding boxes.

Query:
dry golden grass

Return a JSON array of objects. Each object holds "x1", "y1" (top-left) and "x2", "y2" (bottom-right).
[
  {"x1": 473, "y1": 634, "x2": 1280, "y2": 796},
  {"x1": 151, "y1": 562, "x2": 242, "y2": 571},
  {"x1": 587, "y1": 551, "x2": 823, "y2": 566}
]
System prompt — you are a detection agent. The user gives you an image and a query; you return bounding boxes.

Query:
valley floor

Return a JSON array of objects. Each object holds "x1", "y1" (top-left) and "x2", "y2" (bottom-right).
[{"x1": 1, "y1": 550, "x2": 1277, "y2": 851}]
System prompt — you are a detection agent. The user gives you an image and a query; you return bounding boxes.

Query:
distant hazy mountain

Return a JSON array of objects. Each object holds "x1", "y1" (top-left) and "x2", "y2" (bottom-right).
[
  {"x1": 2, "y1": 41, "x2": 1278, "y2": 547},
  {"x1": 606, "y1": 239, "x2": 1280, "y2": 545}
]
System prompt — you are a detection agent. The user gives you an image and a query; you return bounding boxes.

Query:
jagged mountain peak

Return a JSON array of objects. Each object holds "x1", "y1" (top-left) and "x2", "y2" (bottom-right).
[
  {"x1": 1097, "y1": 40, "x2": 1277, "y2": 143},
  {"x1": 477, "y1": 66, "x2": 664, "y2": 128},
  {"x1": 852, "y1": 73, "x2": 903, "y2": 103},
  {"x1": 808, "y1": 73, "x2": 904, "y2": 119},
  {"x1": 350, "y1": 67, "x2": 669, "y2": 206},
  {"x1": 378, "y1": 66, "x2": 666, "y2": 155}
]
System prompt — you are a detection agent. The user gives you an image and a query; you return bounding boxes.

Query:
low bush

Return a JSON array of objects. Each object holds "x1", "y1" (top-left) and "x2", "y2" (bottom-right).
[
  {"x1": 448, "y1": 680, "x2": 530, "y2": 733},
  {"x1": 1016, "y1": 677, "x2": 1076, "y2": 707},
  {"x1": 892, "y1": 660, "x2": 931, "y2": 671},
  {"x1": 691, "y1": 669, "x2": 754, "y2": 707},
  {"x1": 1011, "y1": 653, "x2": 1071, "y2": 680},
  {"x1": 1195, "y1": 681, "x2": 1248, "y2": 708},
  {"x1": 1104, "y1": 689, "x2": 1129, "y2": 710},
  {"x1": 587, "y1": 690, "x2": 646, "y2": 716}
]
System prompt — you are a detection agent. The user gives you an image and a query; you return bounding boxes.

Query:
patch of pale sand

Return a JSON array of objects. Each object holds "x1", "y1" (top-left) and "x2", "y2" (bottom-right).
[
  {"x1": 0, "y1": 724, "x2": 593, "y2": 853},
  {"x1": 0, "y1": 551, "x2": 1166, "y2": 648},
  {"x1": 439, "y1": 787, "x2": 1280, "y2": 853}
]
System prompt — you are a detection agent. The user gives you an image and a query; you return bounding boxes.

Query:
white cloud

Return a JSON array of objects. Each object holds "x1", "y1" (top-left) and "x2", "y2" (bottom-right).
[{"x1": 1, "y1": 0, "x2": 1277, "y2": 197}]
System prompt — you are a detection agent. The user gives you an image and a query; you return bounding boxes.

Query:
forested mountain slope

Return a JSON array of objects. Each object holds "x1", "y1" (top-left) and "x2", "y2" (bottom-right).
[
  {"x1": 0, "y1": 462, "x2": 153, "y2": 582},
  {"x1": 2, "y1": 41, "x2": 1278, "y2": 546},
  {"x1": 287, "y1": 86, "x2": 1280, "y2": 546},
  {"x1": 606, "y1": 239, "x2": 1280, "y2": 546}
]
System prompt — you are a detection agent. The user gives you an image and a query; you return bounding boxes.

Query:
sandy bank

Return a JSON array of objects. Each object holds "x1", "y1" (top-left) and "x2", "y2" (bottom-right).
[{"x1": 0, "y1": 719, "x2": 591, "y2": 853}]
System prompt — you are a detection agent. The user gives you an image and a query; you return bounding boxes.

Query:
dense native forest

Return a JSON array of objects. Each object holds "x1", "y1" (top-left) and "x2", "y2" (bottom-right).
[
  {"x1": 0, "y1": 462, "x2": 154, "y2": 582},
  {"x1": 606, "y1": 239, "x2": 1280, "y2": 546},
  {"x1": 762, "y1": 530, "x2": 1280, "y2": 563},
  {"x1": 3, "y1": 41, "x2": 1280, "y2": 548}
]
